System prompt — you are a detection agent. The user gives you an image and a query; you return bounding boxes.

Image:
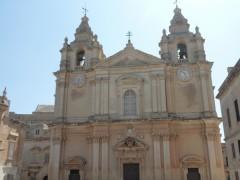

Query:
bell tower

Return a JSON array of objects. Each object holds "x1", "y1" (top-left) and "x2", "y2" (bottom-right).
[
  {"x1": 54, "y1": 14, "x2": 105, "y2": 119},
  {"x1": 59, "y1": 14, "x2": 105, "y2": 72},
  {"x1": 159, "y1": 6, "x2": 206, "y2": 63},
  {"x1": 73, "y1": 14, "x2": 105, "y2": 70}
]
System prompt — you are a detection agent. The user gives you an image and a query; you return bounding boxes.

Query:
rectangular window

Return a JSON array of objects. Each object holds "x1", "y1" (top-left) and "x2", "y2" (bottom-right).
[
  {"x1": 234, "y1": 99, "x2": 240, "y2": 122},
  {"x1": 8, "y1": 142, "x2": 15, "y2": 160},
  {"x1": 238, "y1": 140, "x2": 240, "y2": 155},
  {"x1": 0, "y1": 141, "x2": 2, "y2": 150},
  {"x1": 232, "y1": 143, "x2": 236, "y2": 159},
  {"x1": 227, "y1": 108, "x2": 232, "y2": 128},
  {"x1": 226, "y1": 156, "x2": 228, "y2": 167},
  {"x1": 235, "y1": 171, "x2": 239, "y2": 180},
  {"x1": 35, "y1": 129, "x2": 40, "y2": 135}
]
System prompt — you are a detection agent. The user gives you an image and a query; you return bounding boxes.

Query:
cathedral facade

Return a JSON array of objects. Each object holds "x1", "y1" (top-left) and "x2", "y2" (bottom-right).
[{"x1": 12, "y1": 6, "x2": 225, "y2": 180}]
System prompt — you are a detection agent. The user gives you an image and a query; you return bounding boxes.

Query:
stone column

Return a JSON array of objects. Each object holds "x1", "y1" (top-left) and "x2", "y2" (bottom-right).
[
  {"x1": 48, "y1": 127, "x2": 62, "y2": 180},
  {"x1": 92, "y1": 137, "x2": 100, "y2": 180},
  {"x1": 153, "y1": 134, "x2": 161, "y2": 180},
  {"x1": 162, "y1": 135, "x2": 171, "y2": 180},
  {"x1": 101, "y1": 136, "x2": 109, "y2": 180}
]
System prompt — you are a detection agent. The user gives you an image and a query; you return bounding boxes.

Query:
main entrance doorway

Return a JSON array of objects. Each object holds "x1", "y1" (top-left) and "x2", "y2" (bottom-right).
[
  {"x1": 123, "y1": 163, "x2": 140, "y2": 180},
  {"x1": 187, "y1": 168, "x2": 201, "y2": 180}
]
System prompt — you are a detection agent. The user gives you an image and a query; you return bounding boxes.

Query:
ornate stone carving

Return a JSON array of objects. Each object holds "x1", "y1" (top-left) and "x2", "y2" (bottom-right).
[
  {"x1": 180, "y1": 154, "x2": 205, "y2": 168},
  {"x1": 65, "y1": 156, "x2": 87, "y2": 170},
  {"x1": 114, "y1": 136, "x2": 148, "y2": 152}
]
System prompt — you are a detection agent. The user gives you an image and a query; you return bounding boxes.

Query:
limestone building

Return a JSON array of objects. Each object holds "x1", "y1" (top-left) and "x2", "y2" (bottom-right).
[
  {"x1": 222, "y1": 143, "x2": 230, "y2": 180},
  {"x1": 13, "y1": 6, "x2": 226, "y2": 180},
  {"x1": 217, "y1": 59, "x2": 240, "y2": 180},
  {"x1": 10, "y1": 105, "x2": 54, "y2": 180},
  {"x1": 0, "y1": 89, "x2": 24, "y2": 180}
]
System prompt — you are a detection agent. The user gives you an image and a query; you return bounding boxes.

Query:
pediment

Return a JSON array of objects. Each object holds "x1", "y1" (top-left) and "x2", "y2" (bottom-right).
[
  {"x1": 113, "y1": 58, "x2": 149, "y2": 67},
  {"x1": 98, "y1": 47, "x2": 162, "y2": 68},
  {"x1": 30, "y1": 146, "x2": 42, "y2": 153},
  {"x1": 7, "y1": 131, "x2": 18, "y2": 140},
  {"x1": 67, "y1": 156, "x2": 87, "y2": 166},
  {"x1": 116, "y1": 73, "x2": 144, "y2": 85},
  {"x1": 181, "y1": 154, "x2": 204, "y2": 167},
  {"x1": 114, "y1": 136, "x2": 148, "y2": 151}
]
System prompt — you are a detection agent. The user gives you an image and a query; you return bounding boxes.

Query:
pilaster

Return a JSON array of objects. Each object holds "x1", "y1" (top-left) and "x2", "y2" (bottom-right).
[
  {"x1": 101, "y1": 136, "x2": 109, "y2": 180},
  {"x1": 153, "y1": 134, "x2": 162, "y2": 180},
  {"x1": 162, "y1": 134, "x2": 171, "y2": 180},
  {"x1": 95, "y1": 78, "x2": 101, "y2": 115},
  {"x1": 205, "y1": 132, "x2": 225, "y2": 180},
  {"x1": 200, "y1": 70, "x2": 210, "y2": 113},
  {"x1": 48, "y1": 126, "x2": 62, "y2": 180},
  {"x1": 92, "y1": 136, "x2": 100, "y2": 180}
]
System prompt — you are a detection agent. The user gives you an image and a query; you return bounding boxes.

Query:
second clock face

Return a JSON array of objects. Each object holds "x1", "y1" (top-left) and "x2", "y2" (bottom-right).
[
  {"x1": 177, "y1": 68, "x2": 191, "y2": 81},
  {"x1": 73, "y1": 74, "x2": 86, "y2": 87}
]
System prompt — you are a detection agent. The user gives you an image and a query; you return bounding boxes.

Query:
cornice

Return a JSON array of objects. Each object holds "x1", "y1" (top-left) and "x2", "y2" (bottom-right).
[{"x1": 217, "y1": 59, "x2": 240, "y2": 99}]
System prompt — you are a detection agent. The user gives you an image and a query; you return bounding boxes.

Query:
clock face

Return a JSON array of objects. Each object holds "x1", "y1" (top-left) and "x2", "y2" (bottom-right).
[
  {"x1": 73, "y1": 74, "x2": 85, "y2": 87},
  {"x1": 177, "y1": 68, "x2": 191, "y2": 81}
]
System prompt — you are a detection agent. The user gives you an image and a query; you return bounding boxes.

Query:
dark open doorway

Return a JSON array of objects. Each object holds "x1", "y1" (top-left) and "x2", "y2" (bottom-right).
[
  {"x1": 187, "y1": 168, "x2": 201, "y2": 180},
  {"x1": 69, "y1": 169, "x2": 80, "y2": 180},
  {"x1": 123, "y1": 163, "x2": 139, "y2": 180}
]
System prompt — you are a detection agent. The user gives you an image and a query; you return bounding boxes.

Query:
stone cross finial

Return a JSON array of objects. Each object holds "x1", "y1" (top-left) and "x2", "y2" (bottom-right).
[
  {"x1": 2, "y1": 87, "x2": 7, "y2": 97},
  {"x1": 126, "y1": 31, "x2": 132, "y2": 41},
  {"x1": 82, "y1": 7, "x2": 88, "y2": 16},
  {"x1": 174, "y1": 0, "x2": 178, "y2": 7}
]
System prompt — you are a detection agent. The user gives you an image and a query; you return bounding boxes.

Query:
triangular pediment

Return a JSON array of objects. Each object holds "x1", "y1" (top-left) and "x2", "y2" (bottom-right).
[
  {"x1": 98, "y1": 46, "x2": 162, "y2": 68},
  {"x1": 113, "y1": 58, "x2": 149, "y2": 67}
]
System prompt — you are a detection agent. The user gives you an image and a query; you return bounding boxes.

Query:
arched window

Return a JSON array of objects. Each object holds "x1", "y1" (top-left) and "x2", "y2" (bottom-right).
[
  {"x1": 76, "y1": 51, "x2": 85, "y2": 67},
  {"x1": 124, "y1": 90, "x2": 137, "y2": 116},
  {"x1": 177, "y1": 43, "x2": 188, "y2": 60}
]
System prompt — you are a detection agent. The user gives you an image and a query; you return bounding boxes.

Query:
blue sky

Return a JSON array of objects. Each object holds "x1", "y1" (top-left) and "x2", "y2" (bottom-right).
[{"x1": 1, "y1": 0, "x2": 240, "y2": 118}]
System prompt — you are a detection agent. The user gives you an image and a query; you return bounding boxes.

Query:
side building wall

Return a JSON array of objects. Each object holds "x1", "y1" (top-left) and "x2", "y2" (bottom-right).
[{"x1": 217, "y1": 59, "x2": 240, "y2": 180}]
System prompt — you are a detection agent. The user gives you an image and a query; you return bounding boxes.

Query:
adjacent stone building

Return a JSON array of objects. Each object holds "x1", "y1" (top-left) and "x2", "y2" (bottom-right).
[
  {"x1": 0, "y1": 89, "x2": 24, "y2": 180},
  {"x1": 10, "y1": 105, "x2": 54, "y2": 180},
  {"x1": 222, "y1": 143, "x2": 230, "y2": 180},
  {"x1": 217, "y1": 59, "x2": 240, "y2": 180},
  {"x1": 10, "y1": 6, "x2": 226, "y2": 180}
]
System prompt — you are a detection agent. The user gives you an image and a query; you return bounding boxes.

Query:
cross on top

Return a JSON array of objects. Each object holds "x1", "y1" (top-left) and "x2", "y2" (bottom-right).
[
  {"x1": 174, "y1": 0, "x2": 179, "y2": 7},
  {"x1": 2, "y1": 87, "x2": 7, "y2": 97},
  {"x1": 82, "y1": 7, "x2": 88, "y2": 16},
  {"x1": 126, "y1": 31, "x2": 132, "y2": 41}
]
